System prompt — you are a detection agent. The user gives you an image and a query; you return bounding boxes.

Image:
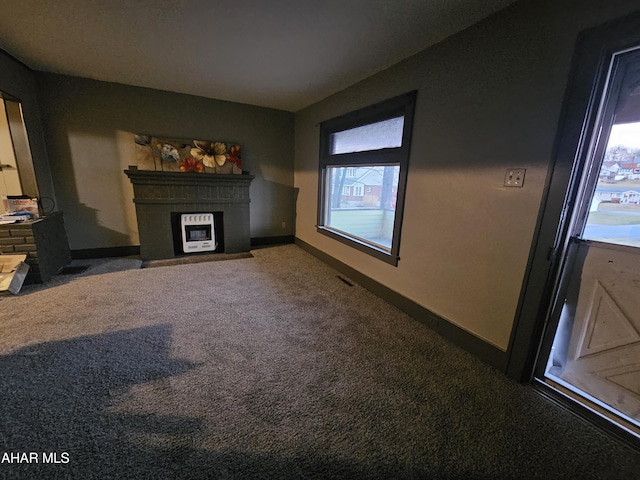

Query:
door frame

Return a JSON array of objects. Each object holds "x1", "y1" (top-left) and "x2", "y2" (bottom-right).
[{"x1": 506, "y1": 10, "x2": 640, "y2": 443}]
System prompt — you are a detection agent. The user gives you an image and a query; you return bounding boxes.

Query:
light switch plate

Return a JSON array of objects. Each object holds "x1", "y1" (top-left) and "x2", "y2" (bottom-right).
[{"x1": 504, "y1": 168, "x2": 526, "y2": 187}]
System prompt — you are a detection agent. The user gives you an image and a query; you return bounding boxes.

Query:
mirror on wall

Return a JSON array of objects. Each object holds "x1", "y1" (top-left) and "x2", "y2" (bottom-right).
[{"x1": 0, "y1": 90, "x2": 38, "y2": 200}]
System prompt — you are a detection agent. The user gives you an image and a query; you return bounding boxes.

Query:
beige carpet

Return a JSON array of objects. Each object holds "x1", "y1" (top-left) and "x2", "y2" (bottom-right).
[{"x1": 0, "y1": 245, "x2": 638, "y2": 479}]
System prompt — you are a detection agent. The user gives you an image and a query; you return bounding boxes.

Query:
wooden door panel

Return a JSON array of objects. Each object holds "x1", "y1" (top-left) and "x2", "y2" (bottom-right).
[
  {"x1": 561, "y1": 244, "x2": 640, "y2": 422},
  {"x1": 576, "y1": 280, "x2": 640, "y2": 357}
]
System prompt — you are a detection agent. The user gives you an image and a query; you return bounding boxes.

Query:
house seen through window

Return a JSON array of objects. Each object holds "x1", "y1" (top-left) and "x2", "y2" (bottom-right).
[{"x1": 317, "y1": 92, "x2": 416, "y2": 265}]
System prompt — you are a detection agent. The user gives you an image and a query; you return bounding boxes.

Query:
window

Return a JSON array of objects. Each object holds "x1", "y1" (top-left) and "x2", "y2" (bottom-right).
[{"x1": 317, "y1": 91, "x2": 416, "y2": 265}]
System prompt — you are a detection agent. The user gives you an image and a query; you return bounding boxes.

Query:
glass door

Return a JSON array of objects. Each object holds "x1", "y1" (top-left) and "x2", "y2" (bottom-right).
[{"x1": 536, "y1": 47, "x2": 640, "y2": 438}]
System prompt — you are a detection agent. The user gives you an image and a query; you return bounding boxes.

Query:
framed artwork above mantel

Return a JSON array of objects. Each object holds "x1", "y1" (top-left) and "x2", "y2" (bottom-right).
[{"x1": 133, "y1": 134, "x2": 244, "y2": 174}]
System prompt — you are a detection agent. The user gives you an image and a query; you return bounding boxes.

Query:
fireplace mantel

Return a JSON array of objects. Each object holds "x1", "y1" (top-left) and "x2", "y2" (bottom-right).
[{"x1": 125, "y1": 166, "x2": 254, "y2": 260}]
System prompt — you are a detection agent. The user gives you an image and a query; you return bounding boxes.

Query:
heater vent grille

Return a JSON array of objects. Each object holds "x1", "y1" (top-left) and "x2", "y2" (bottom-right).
[{"x1": 181, "y1": 213, "x2": 216, "y2": 253}]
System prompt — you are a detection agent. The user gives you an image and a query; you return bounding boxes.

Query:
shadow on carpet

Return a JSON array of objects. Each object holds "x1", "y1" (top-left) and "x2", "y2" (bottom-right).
[{"x1": 0, "y1": 325, "x2": 424, "y2": 480}]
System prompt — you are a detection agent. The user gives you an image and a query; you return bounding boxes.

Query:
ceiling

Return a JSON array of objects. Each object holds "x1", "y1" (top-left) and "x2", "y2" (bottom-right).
[{"x1": 0, "y1": 0, "x2": 517, "y2": 112}]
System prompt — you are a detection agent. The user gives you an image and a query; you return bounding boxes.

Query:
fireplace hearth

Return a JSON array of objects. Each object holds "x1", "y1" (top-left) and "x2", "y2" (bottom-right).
[{"x1": 125, "y1": 167, "x2": 254, "y2": 261}]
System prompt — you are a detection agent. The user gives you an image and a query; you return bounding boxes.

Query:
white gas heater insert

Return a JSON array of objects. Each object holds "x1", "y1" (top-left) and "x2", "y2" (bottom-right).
[{"x1": 180, "y1": 213, "x2": 216, "y2": 253}]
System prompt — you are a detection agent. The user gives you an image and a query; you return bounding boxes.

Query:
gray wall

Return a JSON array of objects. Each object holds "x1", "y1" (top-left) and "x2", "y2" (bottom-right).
[
  {"x1": 36, "y1": 73, "x2": 295, "y2": 250},
  {"x1": 0, "y1": 51, "x2": 56, "y2": 204},
  {"x1": 294, "y1": 0, "x2": 640, "y2": 350}
]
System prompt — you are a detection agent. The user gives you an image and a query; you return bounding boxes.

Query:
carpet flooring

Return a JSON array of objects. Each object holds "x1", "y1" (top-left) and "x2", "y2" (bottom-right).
[{"x1": 0, "y1": 244, "x2": 638, "y2": 479}]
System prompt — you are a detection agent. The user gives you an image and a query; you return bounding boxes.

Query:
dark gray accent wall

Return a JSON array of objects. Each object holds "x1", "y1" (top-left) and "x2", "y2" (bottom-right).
[{"x1": 35, "y1": 73, "x2": 295, "y2": 250}]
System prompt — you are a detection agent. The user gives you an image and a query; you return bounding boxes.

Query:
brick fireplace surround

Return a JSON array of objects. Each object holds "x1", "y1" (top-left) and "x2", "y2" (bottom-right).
[{"x1": 125, "y1": 167, "x2": 254, "y2": 261}]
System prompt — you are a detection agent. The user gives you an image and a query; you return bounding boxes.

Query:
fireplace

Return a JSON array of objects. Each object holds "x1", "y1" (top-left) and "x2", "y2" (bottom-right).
[{"x1": 125, "y1": 167, "x2": 254, "y2": 260}]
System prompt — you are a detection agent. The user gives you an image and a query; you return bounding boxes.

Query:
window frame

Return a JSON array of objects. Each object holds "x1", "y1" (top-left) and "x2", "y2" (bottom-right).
[{"x1": 317, "y1": 91, "x2": 417, "y2": 266}]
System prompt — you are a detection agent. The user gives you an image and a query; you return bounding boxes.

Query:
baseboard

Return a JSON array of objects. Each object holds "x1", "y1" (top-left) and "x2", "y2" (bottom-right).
[
  {"x1": 295, "y1": 237, "x2": 508, "y2": 372},
  {"x1": 71, "y1": 245, "x2": 141, "y2": 260},
  {"x1": 251, "y1": 235, "x2": 295, "y2": 247}
]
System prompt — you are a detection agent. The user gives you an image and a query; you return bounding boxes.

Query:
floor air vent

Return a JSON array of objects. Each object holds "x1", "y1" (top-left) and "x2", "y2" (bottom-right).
[{"x1": 57, "y1": 265, "x2": 90, "y2": 276}]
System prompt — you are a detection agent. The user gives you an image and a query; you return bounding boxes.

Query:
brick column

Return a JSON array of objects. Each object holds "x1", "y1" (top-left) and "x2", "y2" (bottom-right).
[{"x1": 0, "y1": 212, "x2": 71, "y2": 283}]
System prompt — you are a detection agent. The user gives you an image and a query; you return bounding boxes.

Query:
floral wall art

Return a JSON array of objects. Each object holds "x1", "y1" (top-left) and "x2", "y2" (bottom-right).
[{"x1": 133, "y1": 135, "x2": 243, "y2": 174}]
